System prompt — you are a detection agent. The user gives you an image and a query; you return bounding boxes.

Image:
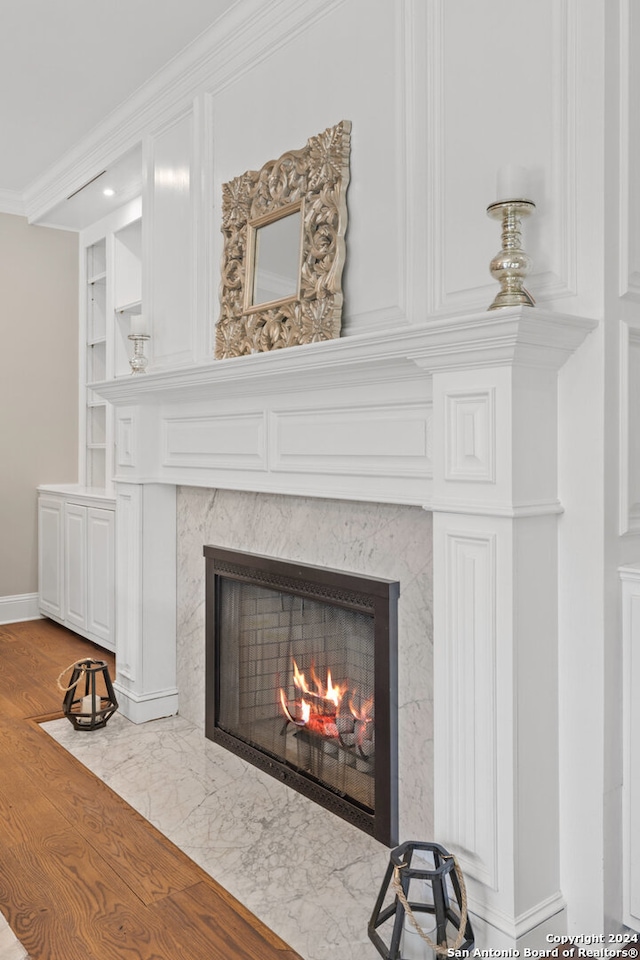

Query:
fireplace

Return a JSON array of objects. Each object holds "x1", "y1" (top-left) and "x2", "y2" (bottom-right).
[{"x1": 204, "y1": 544, "x2": 399, "y2": 846}]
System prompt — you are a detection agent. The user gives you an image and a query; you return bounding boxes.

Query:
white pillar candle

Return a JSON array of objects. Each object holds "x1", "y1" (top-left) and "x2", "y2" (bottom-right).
[
  {"x1": 130, "y1": 313, "x2": 149, "y2": 336},
  {"x1": 496, "y1": 164, "x2": 530, "y2": 201},
  {"x1": 81, "y1": 694, "x2": 95, "y2": 714}
]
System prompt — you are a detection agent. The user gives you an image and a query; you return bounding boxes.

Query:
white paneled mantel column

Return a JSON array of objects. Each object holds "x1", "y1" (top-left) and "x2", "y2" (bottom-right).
[
  {"x1": 93, "y1": 305, "x2": 596, "y2": 942},
  {"x1": 430, "y1": 369, "x2": 567, "y2": 946}
]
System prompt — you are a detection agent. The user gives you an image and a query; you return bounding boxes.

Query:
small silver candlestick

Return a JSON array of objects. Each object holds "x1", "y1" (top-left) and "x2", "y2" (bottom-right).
[
  {"x1": 128, "y1": 334, "x2": 150, "y2": 374},
  {"x1": 486, "y1": 199, "x2": 536, "y2": 310}
]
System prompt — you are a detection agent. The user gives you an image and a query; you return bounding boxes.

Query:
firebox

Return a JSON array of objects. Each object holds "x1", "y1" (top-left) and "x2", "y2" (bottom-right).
[{"x1": 204, "y1": 545, "x2": 399, "y2": 846}]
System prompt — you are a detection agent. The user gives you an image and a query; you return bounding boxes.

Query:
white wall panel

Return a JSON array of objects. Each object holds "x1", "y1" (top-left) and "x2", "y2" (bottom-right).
[
  {"x1": 620, "y1": 318, "x2": 640, "y2": 534},
  {"x1": 116, "y1": 416, "x2": 136, "y2": 469},
  {"x1": 271, "y1": 402, "x2": 432, "y2": 478},
  {"x1": 439, "y1": 0, "x2": 578, "y2": 312},
  {"x1": 163, "y1": 413, "x2": 266, "y2": 470},
  {"x1": 445, "y1": 389, "x2": 496, "y2": 484},
  {"x1": 621, "y1": 567, "x2": 640, "y2": 928},
  {"x1": 211, "y1": 0, "x2": 408, "y2": 336},
  {"x1": 620, "y1": 0, "x2": 640, "y2": 300},
  {"x1": 149, "y1": 112, "x2": 194, "y2": 368},
  {"x1": 436, "y1": 527, "x2": 498, "y2": 890}
]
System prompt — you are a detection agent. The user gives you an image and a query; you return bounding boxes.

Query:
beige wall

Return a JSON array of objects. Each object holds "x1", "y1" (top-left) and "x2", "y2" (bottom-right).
[{"x1": 0, "y1": 213, "x2": 78, "y2": 597}]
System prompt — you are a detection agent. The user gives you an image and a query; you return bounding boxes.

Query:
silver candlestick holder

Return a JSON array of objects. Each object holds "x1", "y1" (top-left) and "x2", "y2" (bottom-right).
[
  {"x1": 486, "y1": 199, "x2": 536, "y2": 310},
  {"x1": 128, "y1": 334, "x2": 150, "y2": 374}
]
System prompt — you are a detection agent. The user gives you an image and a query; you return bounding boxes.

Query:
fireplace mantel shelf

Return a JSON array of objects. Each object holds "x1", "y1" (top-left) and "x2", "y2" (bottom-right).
[
  {"x1": 93, "y1": 306, "x2": 597, "y2": 407},
  {"x1": 96, "y1": 304, "x2": 598, "y2": 512}
]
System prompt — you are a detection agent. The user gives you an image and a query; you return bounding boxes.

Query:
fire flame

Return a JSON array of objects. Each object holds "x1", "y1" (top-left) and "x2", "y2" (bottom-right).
[
  {"x1": 349, "y1": 696, "x2": 374, "y2": 722},
  {"x1": 279, "y1": 658, "x2": 372, "y2": 745}
]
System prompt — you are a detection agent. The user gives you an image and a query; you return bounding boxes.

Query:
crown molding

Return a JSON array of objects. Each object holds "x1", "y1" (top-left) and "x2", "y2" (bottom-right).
[
  {"x1": 0, "y1": 189, "x2": 26, "y2": 217},
  {"x1": 24, "y1": 0, "x2": 346, "y2": 224}
]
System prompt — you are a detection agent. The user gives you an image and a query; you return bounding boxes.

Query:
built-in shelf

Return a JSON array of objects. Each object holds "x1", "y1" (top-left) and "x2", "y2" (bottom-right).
[
  {"x1": 115, "y1": 299, "x2": 142, "y2": 315},
  {"x1": 85, "y1": 237, "x2": 108, "y2": 488},
  {"x1": 114, "y1": 217, "x2": 142, "y2": 378}
]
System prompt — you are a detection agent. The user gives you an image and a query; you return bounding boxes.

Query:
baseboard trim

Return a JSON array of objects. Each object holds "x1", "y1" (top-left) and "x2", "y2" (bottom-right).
[{"x1": 0, "y1": 593, "x2": 42, "y2": 625}]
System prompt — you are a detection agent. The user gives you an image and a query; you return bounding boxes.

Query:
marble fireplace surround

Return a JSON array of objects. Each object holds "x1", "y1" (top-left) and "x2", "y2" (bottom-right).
[{"x1": 92, "y1": 306, "x2": 597, "y2": 952}]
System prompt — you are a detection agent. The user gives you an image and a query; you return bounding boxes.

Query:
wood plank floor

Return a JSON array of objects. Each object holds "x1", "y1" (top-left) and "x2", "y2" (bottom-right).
[{"x1": 0, "y1": 618, "x2": 303, "y2": 960}]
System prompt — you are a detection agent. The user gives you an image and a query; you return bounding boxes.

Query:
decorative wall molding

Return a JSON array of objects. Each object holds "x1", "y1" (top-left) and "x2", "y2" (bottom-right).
[
  {"x1": 445, "y1": 389, "x2": 496, "y2": 484},
  {"x1": 619, "y1": 317, "x2": 640, "y2": 534},
  {"x1": 116, "y1": 416, "x2": 136, "y2": 468},
  {"x1": 435, "y1": 529, "x2": 499, "y2": 891},
  {"x1": 434, "y1": 0, "x2": 578, "y2": 314},
  {"x1": 431, "y1": 497, "x2": 564, "y2": 519},
  {"x1": 270, "y1": 401, "x2": 432, "y2": 480},
  {"x1": 618, "y1": 0, "x2": 640, "y2": 300},
  {"x1": 474, "y1": 890, "x2": 566, "y2": 942},
  {"x1": 163, "y1": 413, "x2": 267, "y2": 471},
  {"x1": 0, "y1": 593, "x2": 41, "y2": 625},
  {"x1": 114, "y1": 484, "x2": 142, "y2": 685},
  {"x1": 620, "y1": 564, "x2": 640, "y2": 927},
  {"x1": 147, "y1": 109, "x2": 196, "y2": 372}
]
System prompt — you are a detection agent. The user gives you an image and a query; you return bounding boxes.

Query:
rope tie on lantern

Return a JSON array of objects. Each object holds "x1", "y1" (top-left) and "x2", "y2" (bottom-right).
[
  {"x1": 391, "y1": 854, "x2": 469, "y2": 957},
  {"x1": 56, "y1": 659, "x2": 102, "y2": 693}
]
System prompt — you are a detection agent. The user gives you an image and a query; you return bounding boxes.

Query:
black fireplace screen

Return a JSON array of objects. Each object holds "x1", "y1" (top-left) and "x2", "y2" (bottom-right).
[{"x1": 204, "y1": 545, "x2": 399, "y2": 845}]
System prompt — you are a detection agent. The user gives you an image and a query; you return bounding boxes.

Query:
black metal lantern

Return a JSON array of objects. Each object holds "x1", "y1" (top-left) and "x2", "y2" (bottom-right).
[
  {"x1": 368, "y1": 841, "x2": 474, "y2": 959},
  {"x1": 60, "y1": 658, "x2": 118, "y2": 731}
]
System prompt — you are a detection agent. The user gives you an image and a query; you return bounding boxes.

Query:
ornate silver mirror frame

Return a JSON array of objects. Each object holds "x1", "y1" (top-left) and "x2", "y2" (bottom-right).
[{"x1": 215, "y1": 120, "x2": 351, "y2": 359}]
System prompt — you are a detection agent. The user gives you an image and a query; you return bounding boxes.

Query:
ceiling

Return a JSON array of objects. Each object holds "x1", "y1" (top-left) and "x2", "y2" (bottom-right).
[{"x1": 0, "y1": 0, "x2": 236, "y2": 195}]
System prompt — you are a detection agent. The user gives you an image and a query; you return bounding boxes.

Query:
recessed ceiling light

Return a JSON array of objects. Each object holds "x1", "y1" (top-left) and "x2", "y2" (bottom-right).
[{"x1": 103, "y1": 187, "x2": 115, "y2": 197}]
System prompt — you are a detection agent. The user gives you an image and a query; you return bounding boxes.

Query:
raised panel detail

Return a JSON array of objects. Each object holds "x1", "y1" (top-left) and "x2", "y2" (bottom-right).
[
  {"x1": 115, "y1": 484, "x2": 142, "y2": 683},
  {"x1": 64, "y1": 503, "x2": 87, "y2": 629},
  {"x1": 87, "y1": 508, "x2": 115, "y2": 644},
  {"x1": 162, "y1": 413, "x2": 266, "y2": 471},
  {"x1": 620, "y1": 320, "x2": 640, "y2": 533},
  {"x1": 117, "y1": 416, "x2": 136, "y2": 468},
  {"x1": 445, "y1": 389, "x2": 496, "y2": 483},
  {"x1": 149, "y1": 112, "x2": 194, "y2": 368},
  {"x1": 437, "y1": 530, "x2": 498, "y2": 889},
  {"x1": 271, "y1": 402, "x2": 432, "y2": 478},
  {"x1": 621, "y1": 567, "x2": 640, "y2": 927},
  {"x1": 38, "y1": 498, "x2": 64, "y2": 619},
  {"x1": 620, "y1": 0, "x2": 640, "y2": 300}
]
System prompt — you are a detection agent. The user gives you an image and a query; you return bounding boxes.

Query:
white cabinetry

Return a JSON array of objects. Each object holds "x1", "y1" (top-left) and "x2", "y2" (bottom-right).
[
  {"x1": 38, "y1": 495, "x2": 65, "y2": 620},
  {"x1": 38, "y1": 487, "x2": 116, "y2": 651}
]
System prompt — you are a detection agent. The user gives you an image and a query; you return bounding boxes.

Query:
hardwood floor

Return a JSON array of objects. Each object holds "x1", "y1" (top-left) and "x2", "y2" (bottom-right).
[{"x1": 0, "y1": 618, "x2": 302, "y2": 960}]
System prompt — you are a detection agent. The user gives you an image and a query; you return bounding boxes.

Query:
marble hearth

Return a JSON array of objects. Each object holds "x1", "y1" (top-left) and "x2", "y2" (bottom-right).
[{"x1": 93, "y1": 307, "x2": 598, "y2": 950}]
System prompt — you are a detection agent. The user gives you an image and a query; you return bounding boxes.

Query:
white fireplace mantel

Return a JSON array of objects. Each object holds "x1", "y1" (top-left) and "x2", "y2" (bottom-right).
[
  {"x1": 94, "y1": 306, "x2": 596, "y2": 511},
  {"x1": 96, "y1": 304, "x2": 597, "y2": 951},
  {"x1": 96, "y1": 306, "x2": 595, "y2": 405}
]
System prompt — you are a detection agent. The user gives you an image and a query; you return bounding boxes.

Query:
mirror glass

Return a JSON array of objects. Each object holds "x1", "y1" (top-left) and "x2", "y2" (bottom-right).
[{"x1": 250, "y1": 209, "x2": 302, "y2": 307}]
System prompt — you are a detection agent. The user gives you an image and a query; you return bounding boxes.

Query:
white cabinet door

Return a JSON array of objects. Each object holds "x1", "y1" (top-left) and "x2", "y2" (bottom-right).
[
  {"x1": 87, "y1": 507, "x2": 115, "y2": 649},
  {"x1": 38, "y1": 496, "x2": 65, "y2": 620},
  {"x1": 64, "y1": 502, "x2": 87, "y2": 630}
]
